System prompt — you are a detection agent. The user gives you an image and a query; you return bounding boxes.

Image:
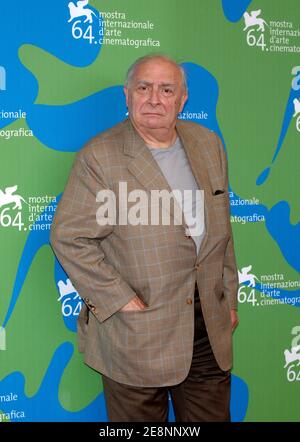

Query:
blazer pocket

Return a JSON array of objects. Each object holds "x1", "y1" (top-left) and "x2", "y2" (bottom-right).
[{"x1": 215, "y1": 282, "x2": 225, "y2": 299}]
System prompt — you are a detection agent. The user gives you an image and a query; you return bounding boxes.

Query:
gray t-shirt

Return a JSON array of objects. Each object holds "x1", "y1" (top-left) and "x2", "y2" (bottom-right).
[{"x1": 147, "y1": 137, "x2": 205, "y2": 256}]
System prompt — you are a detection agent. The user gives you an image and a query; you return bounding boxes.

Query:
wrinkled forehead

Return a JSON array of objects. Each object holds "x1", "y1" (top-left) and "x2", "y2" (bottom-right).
[{"x1": 132, "y1": 59, "x2": 183, "y2": 86}]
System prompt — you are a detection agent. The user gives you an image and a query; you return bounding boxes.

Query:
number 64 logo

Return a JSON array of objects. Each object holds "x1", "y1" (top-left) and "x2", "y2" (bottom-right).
[{"x1": 57, "y1": 278, "x2": 82, "y2": 317}]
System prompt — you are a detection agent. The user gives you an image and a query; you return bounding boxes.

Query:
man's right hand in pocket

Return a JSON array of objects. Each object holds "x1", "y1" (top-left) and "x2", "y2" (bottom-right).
[{"x1": 119, "y1": 295, "x2": 147, "y2": 312}]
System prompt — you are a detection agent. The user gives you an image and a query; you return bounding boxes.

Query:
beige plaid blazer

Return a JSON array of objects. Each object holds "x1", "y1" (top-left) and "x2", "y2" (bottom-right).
[{"x1": 50, "y1": 118, "x2": 238, "y2": 387}]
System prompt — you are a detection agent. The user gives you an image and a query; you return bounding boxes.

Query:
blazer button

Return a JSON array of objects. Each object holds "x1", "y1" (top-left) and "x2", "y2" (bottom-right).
[
  {"x1": 85, "y1": 298, "x2": 90, "y2": 303},
  {"x1": 90, "y1": 306, "x2": 96, "y2": 313},
  {"x1": 186, "y1": 298, "x2": 193, "y2": 305}
]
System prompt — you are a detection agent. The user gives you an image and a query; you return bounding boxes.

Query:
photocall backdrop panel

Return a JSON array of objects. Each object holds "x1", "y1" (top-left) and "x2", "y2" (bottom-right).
[{"x1": 0, "y1": 0, "x2": 300, "y2": 422}]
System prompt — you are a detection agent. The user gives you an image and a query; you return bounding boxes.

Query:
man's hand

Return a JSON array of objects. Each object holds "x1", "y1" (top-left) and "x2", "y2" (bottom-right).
[
  {"x1": 230, "y1": 309, "x2": 239, "y2": 332},
  {"x1": 119, "y1": 295, "x2": 148, "y2": 312}
]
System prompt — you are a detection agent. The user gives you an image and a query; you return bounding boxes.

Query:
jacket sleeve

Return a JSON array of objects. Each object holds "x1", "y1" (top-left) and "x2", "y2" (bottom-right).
[
  {"x1": 215, "y1": 133, "x2": 239, "y2": 310},
  {"x1": 50, "y1": 147, "x2": 136, "y2": 323}
]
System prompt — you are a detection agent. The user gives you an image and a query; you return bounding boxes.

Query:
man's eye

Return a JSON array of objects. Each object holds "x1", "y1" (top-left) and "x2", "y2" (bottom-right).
[
  {"x1": 138, "y1": 85, "x2": 148, "y2": 91},
  {"x1": 162, "y1": 88, "x2": 173, "y2": 95}
]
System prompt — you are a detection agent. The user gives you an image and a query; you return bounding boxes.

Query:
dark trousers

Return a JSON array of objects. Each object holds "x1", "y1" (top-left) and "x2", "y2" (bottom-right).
[{"x1": 102, "y1": 284, "x2": 231, "y2": 422}]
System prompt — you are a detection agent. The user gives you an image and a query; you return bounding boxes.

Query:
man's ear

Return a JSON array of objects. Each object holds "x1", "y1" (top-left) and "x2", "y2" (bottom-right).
[
  {"x1": 124, "y1": 86, "x2": 129, "y2": 107},
  {"x1": 179, "y1": 93, "x2": 188, "y2": 113}
]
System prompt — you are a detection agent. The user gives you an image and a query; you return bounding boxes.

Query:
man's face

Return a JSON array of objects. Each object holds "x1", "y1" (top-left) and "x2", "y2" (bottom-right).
[{"x1": 124, "y1": 58, "x2": 188, "y2": 133}]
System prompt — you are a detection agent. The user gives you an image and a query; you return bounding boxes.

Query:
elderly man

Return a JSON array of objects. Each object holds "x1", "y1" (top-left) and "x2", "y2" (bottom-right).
[{"x1": 50, "y1": 54, "x2": 239, "y2": 422}]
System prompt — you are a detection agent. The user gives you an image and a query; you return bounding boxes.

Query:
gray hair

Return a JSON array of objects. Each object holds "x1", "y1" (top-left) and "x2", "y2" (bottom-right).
[{"x1": 125, "y1": 54, "x2": 188, "y2": 93}]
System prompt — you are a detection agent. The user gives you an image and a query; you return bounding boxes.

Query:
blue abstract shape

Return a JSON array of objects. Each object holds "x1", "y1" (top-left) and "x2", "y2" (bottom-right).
[
  {"x1": 229, "y1": 193, "x2": 300, "y2": 306},
  {"x1": 230, "y1": 375, "x2": 249, "y2": 421},
  {"x1": 12, "y1": 62, "x2": 220, "y2": 155},
  {"x1": 270, "y1": 89, "x2": 300, "y2": 164},
  {"x1": 2, "y1": 196, "x2": 80, "y2": 333},
  {"x1": 0, "y1": 343, "x2": 105, "y2": 421},
  {"x1": 2, "y1": 199, "x2": 58, "y2": 328},
  {"x1": 256, "y1": 167, "x2": 270, "y2": 185},
  {"x1": 26, "y1": 86, "x2": 127, "y2": 152},
  {"x1": 0, "y1": 0, "x2": 101, "y2": 129},
  {"x1": 257, "y1": 87, "x2": 300, "y2": 185},
  {"x1": 222, "y1": 0, "x2": 253, "y2": 22},
  {"x1": 25, "y1": 62, "x2": 221, "y2": 153},
  {"x1": 266, "y1": 201, "x2": 300, "y2": 277},
  {"x1": 17, "y1": 62, "x2": 221, "y2": 154},
  {"x1": 180, "y1": 62, "x2": 225, "y2": 144}
]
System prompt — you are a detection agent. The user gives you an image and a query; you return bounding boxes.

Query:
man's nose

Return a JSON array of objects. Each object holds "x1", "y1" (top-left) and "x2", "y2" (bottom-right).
[{"x1": 148, "y1": 88, "x2": 161, "y2": 105}]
